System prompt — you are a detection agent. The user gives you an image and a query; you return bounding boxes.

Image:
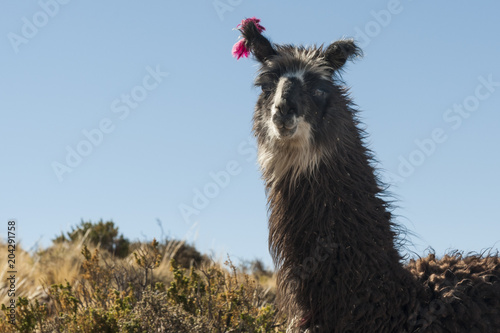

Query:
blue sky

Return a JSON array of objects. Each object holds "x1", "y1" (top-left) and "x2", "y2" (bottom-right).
[{"x1": 1, "y1": 1, "x2": 499, "y2": 267}]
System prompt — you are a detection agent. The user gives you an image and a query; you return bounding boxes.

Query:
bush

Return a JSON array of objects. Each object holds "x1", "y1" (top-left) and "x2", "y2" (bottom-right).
[
  {"x1": 0, "y1": 222, "x2": 284, "y2": 332},
  {"x1": 54, "y1": 220, "x2": 130, "y2": 258},
  {"x1": 166, "y1": 258, "x2": 282, "y2": 332}
]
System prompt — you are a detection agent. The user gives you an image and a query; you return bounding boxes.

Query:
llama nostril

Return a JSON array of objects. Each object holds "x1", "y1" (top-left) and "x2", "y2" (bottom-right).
[
  {"x1": 272, "y1": 113, "x2": 284, "y2": 128},
  {"x1": 284, "y1": 118, "x2": 296, "y2": 130},
  {"x1": 276, "y1": 103, "x2": 294, "y2": 116},
  {"x1": 276, "y1": 105, "x2": 286, "y2": 116}
]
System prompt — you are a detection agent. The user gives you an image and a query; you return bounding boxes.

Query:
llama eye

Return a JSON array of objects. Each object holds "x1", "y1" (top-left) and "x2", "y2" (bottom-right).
[
  {"x1": 261, "y1": 84, "x2": 273, "y2": 94},
  {"x1": 313, "y1": 88, "x2": 326, "y2": 97}
]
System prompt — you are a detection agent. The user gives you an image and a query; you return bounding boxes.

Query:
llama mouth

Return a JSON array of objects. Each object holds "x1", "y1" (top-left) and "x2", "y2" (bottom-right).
[
  {"x1": 276, "y1": 125, "x2": 297, "y2": 137},
  {"x1": 273, "y1": 116, "x2": 298, "y2": 138}
]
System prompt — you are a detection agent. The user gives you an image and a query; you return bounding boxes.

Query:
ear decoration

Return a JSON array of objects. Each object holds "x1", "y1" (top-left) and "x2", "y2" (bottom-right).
[
  {"x1": 232, "y1": 17, "x2": 276, "y2": 62},
  {"x1": 324, "y1": 39, "x2": 363, "y2": 71}
]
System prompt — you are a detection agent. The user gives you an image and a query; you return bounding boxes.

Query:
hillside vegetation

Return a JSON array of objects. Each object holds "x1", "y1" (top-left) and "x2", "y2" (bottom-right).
[{"x1": 0, "y1": 220, "x2": 284, "y2": 332}]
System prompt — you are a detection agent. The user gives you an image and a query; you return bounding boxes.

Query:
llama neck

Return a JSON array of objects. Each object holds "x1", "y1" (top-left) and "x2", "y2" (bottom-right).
[
  {"x1": 265, "y1": 130, "x2": 420, "y2": 331},
  {"x1": 267, "y1": 133, "x2": 400, "y2": 265}
]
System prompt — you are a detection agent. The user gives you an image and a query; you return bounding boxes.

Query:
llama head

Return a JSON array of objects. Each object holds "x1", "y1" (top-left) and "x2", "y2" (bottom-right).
[{"x1": 235, "y1": 19, "x2": 362, "y2": 181}]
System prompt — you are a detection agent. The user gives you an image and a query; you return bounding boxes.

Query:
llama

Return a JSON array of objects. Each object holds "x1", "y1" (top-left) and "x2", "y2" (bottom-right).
[{"x1": 233, "y1": 18, "x2": 500, "y2": 332}]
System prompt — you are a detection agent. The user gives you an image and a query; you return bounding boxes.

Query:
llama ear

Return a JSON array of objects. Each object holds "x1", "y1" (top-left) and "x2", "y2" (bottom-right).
[
  {"x1": 240, "y1": 20, "x2": 277, "y2": 63},
  {"x1": 324, "y1": 39, "x2": 362, "y2": 70}
]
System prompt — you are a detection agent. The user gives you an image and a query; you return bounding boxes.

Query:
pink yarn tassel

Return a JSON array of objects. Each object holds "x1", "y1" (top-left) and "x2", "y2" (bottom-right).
[
  {"x1": 232, "y1": 39, "x2": 249, "y2": 60},
  {"x1": 236, "y1": 17, "x2": 265, "y2": 33},
  {"x1": 232, "y1": 17, "x2": 265, "y2": 60}
]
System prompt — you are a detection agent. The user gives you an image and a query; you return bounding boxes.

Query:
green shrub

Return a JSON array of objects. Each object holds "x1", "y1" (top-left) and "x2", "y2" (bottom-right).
[
  {"x1": 1, "y1": 297, "x2": 47, "y2": 333},
  {"x1": 54, "y1": 220, "x2": 130, "y2": 258},
  {"x1": 0, "y1": 222, "x2": 285, "y2": 332},
  {"x1": 166, "y1": 258, "x2": 283, "y2": 332}
]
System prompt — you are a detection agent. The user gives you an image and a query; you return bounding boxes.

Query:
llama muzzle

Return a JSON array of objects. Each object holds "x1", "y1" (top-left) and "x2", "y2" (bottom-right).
[
  {"x1": 272, "y1": 112, "x2": 298, "y2": 137},
  {"x1": 271, "y1": 76, "x2": 303, "y2": 138}
]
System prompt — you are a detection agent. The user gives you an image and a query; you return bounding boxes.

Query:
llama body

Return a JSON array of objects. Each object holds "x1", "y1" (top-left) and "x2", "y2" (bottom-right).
[{"x1": 235, "y1": 19, "x2": 500, "y2": 332}]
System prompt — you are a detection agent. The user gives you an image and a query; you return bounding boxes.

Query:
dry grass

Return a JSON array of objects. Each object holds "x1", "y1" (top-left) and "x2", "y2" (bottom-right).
[{"x1": 0, "y1": 222, "x2": 281, "y2": 333}]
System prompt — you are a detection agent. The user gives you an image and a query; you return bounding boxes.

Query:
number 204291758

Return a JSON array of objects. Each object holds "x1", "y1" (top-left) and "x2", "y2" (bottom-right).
[{"x1": 7, "y1": 221, "x2": 16, "y2": 269}]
